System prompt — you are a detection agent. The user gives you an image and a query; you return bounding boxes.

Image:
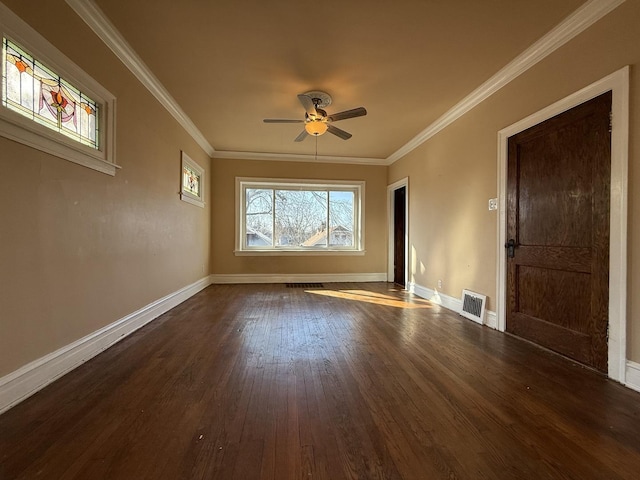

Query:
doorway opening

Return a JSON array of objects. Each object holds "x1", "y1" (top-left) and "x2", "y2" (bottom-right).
[{"x1": 387, "y1": 178, "x2": 409, "y2": 288}]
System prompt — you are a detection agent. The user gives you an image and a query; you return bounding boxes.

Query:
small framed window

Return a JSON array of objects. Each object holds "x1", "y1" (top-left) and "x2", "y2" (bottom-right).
[
  {"x1": 180, "y1": 151, "x2": 205, "y2": 207},
  {"x1": 3, "y1": 38, "x2": 100, "y2": 149},
  {"x1": 0, "y1": 4, "x2": 117, "y2": 175},
  {"x1": 236, "y1": 177, "x2": 365, "y2": 255}
]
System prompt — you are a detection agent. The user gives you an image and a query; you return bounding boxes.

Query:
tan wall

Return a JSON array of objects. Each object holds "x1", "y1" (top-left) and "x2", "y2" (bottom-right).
[
  {"x1": 389, "y1": 0, "x2": 640, "y2": 361},
  {"x1": 211, "y1": 158, "x2": 387, "y2": 275},
  {"x1": 0, "y1": 0, "x2": 211, "y2": 376}
]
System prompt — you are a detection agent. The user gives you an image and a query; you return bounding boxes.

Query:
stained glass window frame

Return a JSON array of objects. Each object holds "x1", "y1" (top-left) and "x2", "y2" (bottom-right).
[
  {"x1": 180, "y1": 151, "x2": 205, "y2": 208},
  {"x1": 0, "y1": 4, "x2": 117, "y2": 175}
]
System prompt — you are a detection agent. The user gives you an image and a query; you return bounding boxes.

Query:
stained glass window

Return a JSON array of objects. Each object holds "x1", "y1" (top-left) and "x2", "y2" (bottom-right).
[
  {"x1": 183, "y1": 165, "x2": 201, "y2": 197},
  {"x1": 180, "y1": 151, "x2": 205, "y2": 207},
  {"x1": 2, "y1": 37, "x2": 99, "y2": 149}
]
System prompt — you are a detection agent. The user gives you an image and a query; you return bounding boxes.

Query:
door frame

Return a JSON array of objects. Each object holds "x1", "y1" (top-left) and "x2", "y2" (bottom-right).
[
  {"x1": 496, "y1": 66, "x2": 629, "y2": 382},
  {"x1": 387, "y1": 177, "x2": 409, "y2": 285}
]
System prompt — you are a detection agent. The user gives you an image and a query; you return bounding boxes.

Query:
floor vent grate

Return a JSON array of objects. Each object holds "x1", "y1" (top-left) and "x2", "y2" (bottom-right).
[
  {"x1": 460, "y1": 289, "x2": 486, "y2": 324},
  {"x1": 286, "y1": 283, "x2": 324, "y2": 288}
]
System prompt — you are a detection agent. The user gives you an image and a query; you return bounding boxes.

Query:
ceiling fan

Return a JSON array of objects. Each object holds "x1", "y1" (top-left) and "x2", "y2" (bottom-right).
[{"x1": 263, "y1": 91, "x2": 367, "y2": 142}]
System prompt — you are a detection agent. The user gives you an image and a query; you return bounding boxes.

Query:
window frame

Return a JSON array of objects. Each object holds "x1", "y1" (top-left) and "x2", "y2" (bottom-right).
[
  {"x1": 0, "y1": 2, "x2": 118, "y2": 175},
  {"x1": 180, "y1": 151, "x2": 205, "y2": 208},
  {"x1": 236, "y1": 177, "x2": 365, "y2": 256}
]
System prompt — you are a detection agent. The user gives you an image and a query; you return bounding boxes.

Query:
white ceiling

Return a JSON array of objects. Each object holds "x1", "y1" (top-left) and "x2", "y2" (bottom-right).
[{"x1": 74, "y1": 0, "x2": 595, "y2": 164}]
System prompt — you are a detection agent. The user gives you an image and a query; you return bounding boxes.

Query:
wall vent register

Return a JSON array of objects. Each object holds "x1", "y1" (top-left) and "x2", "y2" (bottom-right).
[{"x1": 460, "y1": 289, "x2": 487, "y2": 325}]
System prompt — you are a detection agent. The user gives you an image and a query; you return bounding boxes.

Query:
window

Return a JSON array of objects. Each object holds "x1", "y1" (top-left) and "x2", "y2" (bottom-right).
[
  {"x1": 237, "y1": 178, "x2": 365, "y2": 255},
  {"x1": 3, "y1": 38, "x2": 99, "y2": 149},
  {"x1": 0, "y1": 3, "x2": 117, "y2": 175},
  {"x1": 180, "y1": 151, "x2": 205, "y2": 207}
]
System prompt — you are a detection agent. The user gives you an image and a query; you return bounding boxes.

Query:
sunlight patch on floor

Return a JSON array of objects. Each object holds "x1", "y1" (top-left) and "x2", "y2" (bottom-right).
[{"x1": 306, "y1": 289, "x2": 432, "y2": 309}]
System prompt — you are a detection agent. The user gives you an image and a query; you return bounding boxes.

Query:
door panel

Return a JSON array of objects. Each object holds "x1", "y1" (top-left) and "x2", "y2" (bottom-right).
[
  {"x1": 506, "y1": 91, "x2": 611, "y2": 372},
  {"x1": 517, "y1": 266, "x2": 591, "y2": 333}
]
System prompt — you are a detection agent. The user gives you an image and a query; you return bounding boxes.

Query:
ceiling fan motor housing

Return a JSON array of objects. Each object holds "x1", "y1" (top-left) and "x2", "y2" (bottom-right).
[{"x1": 306, "y1": 108, "x2": 328, "y2": 122}]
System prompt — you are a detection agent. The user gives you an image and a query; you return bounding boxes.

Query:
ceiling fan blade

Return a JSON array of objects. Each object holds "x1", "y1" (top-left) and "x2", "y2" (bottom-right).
[
  {"x1": 327, "y1": 124, "x2": 352, "y2": 140},
  {"x1": 263, "y1": 119, "x2": 304, "y2": 123},
  {"x1": 294, "y1": 130, "x2": 309, "y2": 142},
  {"x1": 328, "y1": 107, "x2": 367, "y2": 122},
  {"x1": 297, "y1": 94, "x2": 318, "y2": 117}
]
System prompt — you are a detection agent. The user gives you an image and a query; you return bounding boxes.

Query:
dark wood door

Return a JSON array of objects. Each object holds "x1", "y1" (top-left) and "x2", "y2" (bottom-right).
[
  {"x1": 393, "y1": 186, "x2": 406, "y2": 286},
  {"x1": 506, "y1": 92, "x2": 611, "y2": 372}
]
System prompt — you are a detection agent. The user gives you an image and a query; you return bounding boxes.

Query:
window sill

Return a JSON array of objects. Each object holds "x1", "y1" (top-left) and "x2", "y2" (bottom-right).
[
  {"x1": 0, "y1": 115, "x2": 119, "y2": 175},
  {"x1": 180, "y1": 193, "x2": 205, "y2": 208},
  {"x1": 234, "y1": 249, "x2": 366, "y2": 257}
]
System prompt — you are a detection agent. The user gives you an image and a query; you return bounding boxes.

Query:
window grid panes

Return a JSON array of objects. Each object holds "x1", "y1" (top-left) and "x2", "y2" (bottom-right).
[
  {"x1": 2, "y1": 37, "x2": 99, "y2": 149},
  {"x1": 329, "y1": 191, "x2": 355, "y2": 246},
  {"x1": 242, "y1": 181, "x2": 361, "y2": 251}
]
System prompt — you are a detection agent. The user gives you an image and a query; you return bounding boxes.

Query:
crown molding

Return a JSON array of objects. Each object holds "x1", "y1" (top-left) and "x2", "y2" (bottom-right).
[
  {"x1": 385, "y1": 0, "x2": 626, "y2": 164},
  {"x1": 65, "y1": 0, "x2": 624, "y2": 166},
  {"x1": 65, "y1": 0, "x2": 215, "y2": 157},
  {"x1": 213, "y1": 150, "x2": 386, "y2": 166}
]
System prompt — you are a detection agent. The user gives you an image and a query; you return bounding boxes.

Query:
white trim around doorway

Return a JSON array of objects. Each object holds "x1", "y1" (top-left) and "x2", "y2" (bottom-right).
[
  {"x1": 387, "y1": 178, "x2": 410, "y2": 285},
  {"x1": 496, "y1": 66, "x2": 629, "y2": 384}
]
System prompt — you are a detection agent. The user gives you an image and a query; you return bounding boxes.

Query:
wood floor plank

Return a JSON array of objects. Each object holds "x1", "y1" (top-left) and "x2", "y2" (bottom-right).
[{"x1": 1, "y1": 283, "x2": 640, "y2": 480}]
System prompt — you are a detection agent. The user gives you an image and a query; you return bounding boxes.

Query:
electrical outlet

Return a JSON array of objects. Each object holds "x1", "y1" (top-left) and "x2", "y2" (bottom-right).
[
  {"x1": 488, "y1": 198, "x2": 498, "y2": 211},
  {"x1": 437, "y1": 279, "x2": 442, "y2": 289}
]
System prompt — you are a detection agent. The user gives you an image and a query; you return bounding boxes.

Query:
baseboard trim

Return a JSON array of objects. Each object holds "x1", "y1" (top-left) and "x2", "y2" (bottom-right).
[
  {"x1": 0, "y1": 276, "x2": 212, "y2": 414},
  {"x1": 210, "y1": 273, "x2": 387, "y2": 284},
  {"x1": 408, "y1": 282, "x2": 497, "y2": 328},
  {"x1": 485, "y1": 311, "x2": 498, "y2": 330},
  {"x1": 625, "y1": 361, "x2": 640, "y2": 393},
  {"x1": 407, "y1": 285, "x2": 640, "y2": 394}
]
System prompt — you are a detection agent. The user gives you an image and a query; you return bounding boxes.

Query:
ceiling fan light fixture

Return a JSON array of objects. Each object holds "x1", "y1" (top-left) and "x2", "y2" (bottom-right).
[
  {"x1": 305, "y1": 121, "x2": 328, "y2": 136},
  {"x1": 263, "y1": 91, "x2": 366, "y2": 141}
]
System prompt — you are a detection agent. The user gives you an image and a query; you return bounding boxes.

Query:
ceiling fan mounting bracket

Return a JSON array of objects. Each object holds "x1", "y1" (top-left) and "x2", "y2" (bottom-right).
[{"x1": 303, "y1": 90, "x2": 332, "y2": 109}]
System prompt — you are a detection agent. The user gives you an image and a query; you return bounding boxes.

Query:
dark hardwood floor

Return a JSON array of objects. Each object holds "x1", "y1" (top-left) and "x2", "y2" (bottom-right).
[{"x1": 1, "y1": 283, "x2": 639, "y2": 479}]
